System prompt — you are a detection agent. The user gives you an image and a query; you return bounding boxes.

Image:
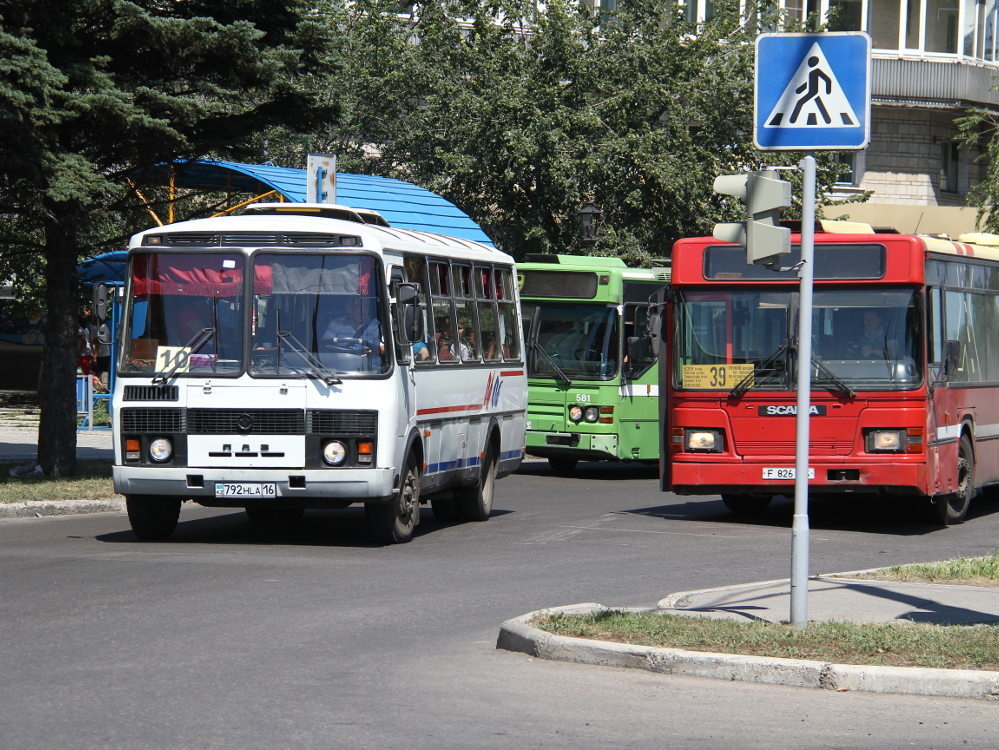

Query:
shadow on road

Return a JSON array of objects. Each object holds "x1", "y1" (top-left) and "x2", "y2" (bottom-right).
[
  {"x1": 96, "y1": 506, "x2": 515, "y2": 548},
  {"x1": 623, "y1": 490, "x2": 999, "y2": 536},
  {"x1": 515, "y1": 460, "x2": 659, "y2": 481}
]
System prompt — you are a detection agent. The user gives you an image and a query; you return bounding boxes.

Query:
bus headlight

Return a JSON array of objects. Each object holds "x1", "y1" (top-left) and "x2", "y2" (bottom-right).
[
  {"x1": 684, "y1": 429, "x2": 724, "y2": 453},
  {"x1": 865, "y1": 429, "x2": 905, "y2": 453},
  {"x1": 148, "y1": 437, "x2": 173, "y2": 463},
  {"x1": 584, "y1": 406, "x2": 600, "y2": 423},
  {"x1": 568, "y1": 405, "x2": 583, "y2": 423},
  {"x1": 323, "y1": 440, "x2": 347, "y2": 466}
]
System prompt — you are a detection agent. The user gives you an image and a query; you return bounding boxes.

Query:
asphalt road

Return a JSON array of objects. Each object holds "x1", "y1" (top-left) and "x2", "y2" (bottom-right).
[{"x1": 2, "y1": 461, "x2": 998, "y2": 749}]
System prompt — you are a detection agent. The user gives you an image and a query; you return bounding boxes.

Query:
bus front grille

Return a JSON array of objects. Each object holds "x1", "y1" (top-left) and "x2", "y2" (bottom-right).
[
  {"x1": 120, "y1": 408, "x2": 185, "y2": 433},
  {"x1": 309, "y1": 410, "x2": 377, "y2": 435},
  {"x1": 186, "y1": 408, "x2": 305, "y2": 435}
]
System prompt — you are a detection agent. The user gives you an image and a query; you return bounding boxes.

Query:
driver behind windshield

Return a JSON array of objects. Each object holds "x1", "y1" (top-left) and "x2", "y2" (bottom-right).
[{"x1": 321, "y1": 296, "x2": 384, "y2": 368}]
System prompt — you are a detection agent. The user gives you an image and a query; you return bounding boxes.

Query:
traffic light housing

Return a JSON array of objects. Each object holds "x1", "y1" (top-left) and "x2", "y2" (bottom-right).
[{"x1": 712, "y1": 170, "x2": 792, "y2": 264}]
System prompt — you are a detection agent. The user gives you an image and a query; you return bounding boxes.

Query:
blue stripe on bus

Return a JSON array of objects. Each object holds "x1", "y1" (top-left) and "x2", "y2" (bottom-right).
[{"x1": 425, "y1": 449, "x2": 522, "y2": 475}]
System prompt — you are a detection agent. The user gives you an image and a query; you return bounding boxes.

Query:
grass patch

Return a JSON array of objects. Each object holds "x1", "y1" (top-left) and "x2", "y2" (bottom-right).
[
  {"x1": 533, "y1": 610, "x2": 999, "y2": 670},
  {"x1": 0, "y1": 460, "x2": 116, "y2": 503},
  {"x1": 533, "y1": 553, "x2": 999, "y2": 671},
  {"x1": 851, "y1": 553, "x2": 999, "y2": 588}
]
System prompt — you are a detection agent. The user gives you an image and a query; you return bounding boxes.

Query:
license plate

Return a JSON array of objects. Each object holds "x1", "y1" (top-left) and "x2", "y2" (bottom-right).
[
  {"x1": 214, "y1": 482, "x2": 277, "y2": 498},
  {"x1": 762, "y1": 467, "x2": 815, "y2": 480}
]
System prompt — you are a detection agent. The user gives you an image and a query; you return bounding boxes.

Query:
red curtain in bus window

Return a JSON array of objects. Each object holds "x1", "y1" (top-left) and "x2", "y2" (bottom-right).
[{"x1": 131, "y1": 253, "x2": 244, "y2": 296}]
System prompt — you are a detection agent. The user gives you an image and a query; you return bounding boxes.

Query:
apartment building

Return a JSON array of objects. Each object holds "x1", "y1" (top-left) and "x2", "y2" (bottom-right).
[{"x1": 679, "y1": 0, "x2": 999, "y2": 235}]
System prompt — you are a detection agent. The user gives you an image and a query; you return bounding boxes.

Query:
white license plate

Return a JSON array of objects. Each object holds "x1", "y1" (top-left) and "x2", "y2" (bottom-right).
[
  {"x1": 214, "y1": 482, "x2": 277, "y2": 498},
  {"x1": 762, "y1": 467, "x2": 815, "y2": 480}
]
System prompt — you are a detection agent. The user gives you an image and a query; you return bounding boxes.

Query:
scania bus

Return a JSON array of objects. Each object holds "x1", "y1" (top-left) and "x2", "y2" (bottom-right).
[
  {"x1": 662, "y1": 223, "x2": 999, "y2": 524},
  {"x1": 519, "y1": 255, "x2": 669, "y2": 472},
  {"x1": 112, "y1": 203, "x2": 526, "y2": 543}
]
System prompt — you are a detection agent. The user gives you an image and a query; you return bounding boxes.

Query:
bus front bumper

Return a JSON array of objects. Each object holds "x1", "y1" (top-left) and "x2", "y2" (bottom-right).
[
  {"x1": 525, "y1": 430, "x2": 618, "y2": 461},
  {"x1": 113, "y1": 465, "x2": 397, "y2": 505},
  {"x1": 670, "y1": 459, "x2": 927, "y2": 497}
]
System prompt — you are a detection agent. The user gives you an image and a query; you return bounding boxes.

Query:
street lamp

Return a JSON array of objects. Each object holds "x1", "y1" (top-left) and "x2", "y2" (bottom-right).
[{"x1": 578, "y1": 202, "x2": 600, "y2": 248}]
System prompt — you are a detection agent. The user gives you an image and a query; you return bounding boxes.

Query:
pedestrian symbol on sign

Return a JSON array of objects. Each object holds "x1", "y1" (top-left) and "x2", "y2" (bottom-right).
[{"x1": 764, "y1": 42, "x2": 859, "y2": 129}]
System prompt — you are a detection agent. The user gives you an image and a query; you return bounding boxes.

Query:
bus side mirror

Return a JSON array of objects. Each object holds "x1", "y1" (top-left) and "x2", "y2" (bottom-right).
[
  {"x1": 393, "y1": 283, "x2": 424, "y2": 346},
  {"x1": 943, "y1": 339, "x2": 961, "y2": 377}
]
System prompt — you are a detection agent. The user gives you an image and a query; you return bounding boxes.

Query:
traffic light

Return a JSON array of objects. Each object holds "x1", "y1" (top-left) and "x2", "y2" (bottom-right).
[{"x1": 712, "y1": 169, "x2": 792, "y2": 264}]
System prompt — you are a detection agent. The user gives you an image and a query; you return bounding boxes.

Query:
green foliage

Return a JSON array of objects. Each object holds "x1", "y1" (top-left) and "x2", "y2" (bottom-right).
[
  {"x1": 956, "y1": 107, "x2": 999, "y2": 231},
  {"x1": 262, "y1": 0, "x2": 852, "y2": 264},
  {"x1": 0, "y1": 1, "x2": 335, "y2": 474}
]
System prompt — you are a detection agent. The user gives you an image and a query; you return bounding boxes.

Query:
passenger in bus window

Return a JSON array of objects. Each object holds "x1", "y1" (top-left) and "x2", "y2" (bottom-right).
[{"x1": 413, "y1": 341, "x2": 431, "y2": 360}]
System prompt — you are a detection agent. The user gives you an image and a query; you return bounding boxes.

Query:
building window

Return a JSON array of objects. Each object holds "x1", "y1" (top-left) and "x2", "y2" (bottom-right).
[
  {"x1": 834, "y1": 151, "x2": 864, "y2": 187},
  {"x1": 869, "y1": 0, "x2": 903, "y2": 49},
  {"x1": 942, "y1": 142, "x2": 960, "y2": 193},
  {"x1": 828, "y1": 0, "x2": 864, "y2": 30},
  {"x1": 926, "y1": 0, "x2": 960, "y2": 52}
]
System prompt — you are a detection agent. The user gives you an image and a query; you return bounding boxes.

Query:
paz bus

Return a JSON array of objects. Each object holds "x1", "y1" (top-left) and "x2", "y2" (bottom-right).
[
  {"x1": 519, "y1": 255, "x2": 669, "y2": 472},
  {"x1": 661, "y1": 223, "x2": 999, "y2": 524},
  {"x1": 112, "y1": 203, "x2": 527, "y2": 543}
]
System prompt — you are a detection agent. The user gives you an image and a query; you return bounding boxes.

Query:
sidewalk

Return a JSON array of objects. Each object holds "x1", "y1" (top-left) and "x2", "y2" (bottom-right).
[
  {"x1": 0, "y1": 426, "x2": 113, "y2": 462},
  {"x1": 498, "y1": 575, "x2": 999, "y2": 701}
]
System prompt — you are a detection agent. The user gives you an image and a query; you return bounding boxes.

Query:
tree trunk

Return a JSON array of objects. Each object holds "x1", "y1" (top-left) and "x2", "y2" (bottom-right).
[{"x1": 36, "y1": 211, "x2": 80, "y2": 477}]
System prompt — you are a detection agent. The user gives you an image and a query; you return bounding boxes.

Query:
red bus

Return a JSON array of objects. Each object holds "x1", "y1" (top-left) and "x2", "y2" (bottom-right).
[{"x1": 661, "y1": 224, "x2": 999, "y2": 524}]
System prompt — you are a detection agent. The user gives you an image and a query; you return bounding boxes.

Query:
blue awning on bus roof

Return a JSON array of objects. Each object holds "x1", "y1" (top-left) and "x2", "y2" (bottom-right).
[
  {"x1": 79, "y1": 160, "x2": 494, "y2": 285},
  {"x1": 137, "y1": 159, "x2": 493, "y2": 245}
]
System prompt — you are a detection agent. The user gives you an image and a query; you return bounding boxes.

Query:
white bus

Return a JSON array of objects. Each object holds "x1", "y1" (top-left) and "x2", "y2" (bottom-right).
[{"x1": 112, "y1": 203, "x2": 527, "y2": 543}]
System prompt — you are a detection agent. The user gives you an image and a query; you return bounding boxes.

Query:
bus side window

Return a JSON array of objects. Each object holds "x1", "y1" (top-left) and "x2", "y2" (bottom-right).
[{"x1": 404, "y1": 255, "x2": 436, "y2": 364}]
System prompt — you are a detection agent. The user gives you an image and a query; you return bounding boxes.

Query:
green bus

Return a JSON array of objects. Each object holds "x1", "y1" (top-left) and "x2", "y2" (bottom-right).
[{"x1": 518, "y1": 255, "x2": 669, "y2": 472}]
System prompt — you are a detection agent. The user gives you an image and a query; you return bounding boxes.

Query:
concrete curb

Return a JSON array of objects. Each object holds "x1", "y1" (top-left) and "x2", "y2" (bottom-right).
[
  {"x1": 496, "y1": 603, "x2": 999, "y2": 701},
  {"x1": 0, "y1": 498, "x2": 125, "y2": 518}
]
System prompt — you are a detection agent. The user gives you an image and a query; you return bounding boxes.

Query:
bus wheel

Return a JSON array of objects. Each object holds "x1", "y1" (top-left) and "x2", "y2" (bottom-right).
[
  {"x1": 458, "y1": 442, "x2": 498, "y2": 522},
  {"x1": 366, "y1": 456, "x2": 421, "y2": 543},
  {"x1": 430, "y1": 493, "x2": 462, "y2": 524},
  {"x1": 721, "y1": 494, "x2": 771, "y2": 516},
  {"x1": 126, "y1": 495, "x2": 181, "y2": 541},
  {"x1": 930, "y1": 434, "x2": 974, "y2": 525},
  {"x1": 548, "y1": 456, "x2": 577, "y2": 474}
]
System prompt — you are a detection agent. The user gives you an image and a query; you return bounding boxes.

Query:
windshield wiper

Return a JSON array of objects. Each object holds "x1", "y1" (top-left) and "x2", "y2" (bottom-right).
[
  {"x1": 152, "y1": 327, "x2": 216, "y2": 384},
  {"x1": 528, "y1": 338, "x2": 572, "y2": 387},
  {"x1": 729, "y1": 342, "x2": 790, "y2": 398},
  {"x1": 811, "y1": 355, "x2": 856, "y2": 398},
  {"x1": 276, "y1": 329, "x2": 342, "y2": 385}
]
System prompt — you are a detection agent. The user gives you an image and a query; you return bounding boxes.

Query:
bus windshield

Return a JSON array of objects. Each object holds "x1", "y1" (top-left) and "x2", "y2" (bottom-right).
[
  {"x1": 121, "y1": 251, "x2": 246, "y2": 376},
  {"x1": 525, "y1": 302, "x2": 619, "y2": 380},
  {"x1": 250, "y1": 253, "x2": 387, "y2": 377},
  {"x1": 674, "y1": 287, "x2": 923, "y2": 392}
]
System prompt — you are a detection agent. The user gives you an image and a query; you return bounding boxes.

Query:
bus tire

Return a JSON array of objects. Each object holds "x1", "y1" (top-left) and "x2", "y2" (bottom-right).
[
  {"x1": 458, "y1": 440, "x2": 498, "y2": 522},
  {"x1": 430, "y1": 493, "x2": 462, "y2": 524},
  {"x1": 930, "y1": 433, "x2": 974, "y2": 525},
  {"x1": 721, "y1": 494, "x2": 771, "y2": 515},
  {"x1": 366, "y1": 455, "x2": 420, "y2": 543},
  {"x1": 126, "y1": 494, "x2": 181, "y2": 541},
  {"x1": 548, "y1": 456, "x2": 577, "y2": 474}
]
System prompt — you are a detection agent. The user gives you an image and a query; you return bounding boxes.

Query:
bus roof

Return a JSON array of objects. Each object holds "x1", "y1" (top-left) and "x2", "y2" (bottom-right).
[{"x1": 129, "y1": 212, "x2": 515, "y2": 266}]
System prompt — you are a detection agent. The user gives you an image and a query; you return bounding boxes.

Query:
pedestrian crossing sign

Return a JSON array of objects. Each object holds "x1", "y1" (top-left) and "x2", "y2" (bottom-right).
[{"x1": 755, "y1": 32, "x2": 871, "y2": 151}]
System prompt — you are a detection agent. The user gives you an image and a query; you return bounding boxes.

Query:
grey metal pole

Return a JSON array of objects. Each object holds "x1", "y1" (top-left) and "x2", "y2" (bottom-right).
[{"x1": 790, "y1": 154, "x2": 816, "y2": 629}]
